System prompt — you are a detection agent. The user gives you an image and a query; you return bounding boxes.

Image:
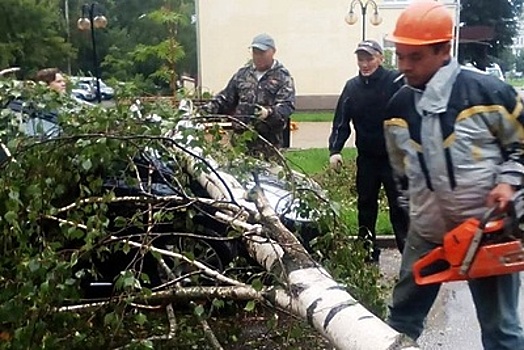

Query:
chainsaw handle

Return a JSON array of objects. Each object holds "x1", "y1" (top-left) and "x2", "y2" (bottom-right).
[
  {"x1": 482, "y1": 189, "x2": 524, "y2": 228},
  {"x1": 479, "y1": 204, "x2": 502, "y2": 229},
  {"x1": 413, "y1": 247, "x2": 454, "y2": 285}
]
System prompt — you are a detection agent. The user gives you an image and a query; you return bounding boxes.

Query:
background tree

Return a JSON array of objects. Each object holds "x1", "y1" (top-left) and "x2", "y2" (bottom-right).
[
  {"x1": 67, "y1": 0, "x2": 196, "y2": 94},
  {"x1": 0, "y1": 0, "x2": 72, "y2": 78},
  {"x1": 516, "y1": 52, "x2": 524, "y2": 73},
  {"x1": 459, "y1": 0, "x2": 524, "y2": 69},
  {"x1": 0, "y1": 0, "x2": 196, "y2": 94}
]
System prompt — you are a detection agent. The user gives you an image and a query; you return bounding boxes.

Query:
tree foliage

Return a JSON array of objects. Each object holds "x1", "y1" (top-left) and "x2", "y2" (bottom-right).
[
  {"x1": 0, "y1": 0, "x2": 72, "y2": 76},
  {"x1": 0, "y1": 0, "x2": 196, "y2": 94},
  {"x1": 2, "y1": 0, "x2": 524, "y2": 89},
  {"x1": 0, "y1": 81, "x2": 386, "y2": 348},
  {"x1": 69, "y1": 0, "x2": 196, "y2": 95},
  {"x1": 460, "y1": 0, "x2": 524, "y2": 68}
]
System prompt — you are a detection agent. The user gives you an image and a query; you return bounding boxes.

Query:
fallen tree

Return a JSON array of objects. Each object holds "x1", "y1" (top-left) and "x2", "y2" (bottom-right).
[
  {"x1": 0, "y1": 83, "x2": 418, "y2": 348},
  {"x1": 172, "y1": 122, "x2": 419, "y2": 349}
]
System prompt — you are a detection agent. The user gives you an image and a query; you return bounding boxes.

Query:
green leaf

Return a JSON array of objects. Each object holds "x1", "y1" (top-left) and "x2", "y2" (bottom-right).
[
  {"x1": 251, "y1": 278, "x2": 264, "y2": 292},
  {"x1": 81, "y1": 159, "x2": 92, "y2": 171},
  {"x1": 135, "y1": 312, "x2": 147, "y2": 326},
  {"x1": 244, "y1": 300, "x2": 256, "y2": 312},
  {"x1": 124, "y1": 276, "x2": 136, "y2": 288},
  {"x1": 193, "y1": 304, "x2": 205, "y2": 317}
]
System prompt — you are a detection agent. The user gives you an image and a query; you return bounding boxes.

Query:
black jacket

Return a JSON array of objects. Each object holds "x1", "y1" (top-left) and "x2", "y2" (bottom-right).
[{"x1": 329, "y1": 66, "x2": 402, "y2": 157}]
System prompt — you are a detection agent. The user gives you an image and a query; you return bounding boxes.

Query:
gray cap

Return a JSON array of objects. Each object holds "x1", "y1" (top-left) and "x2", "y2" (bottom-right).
[
  {"x1": 355, "y1": 40, "x2": 383, "y2": 55},
  {"x1": 250, "y1": 33, "x2": 276, "y2": 51}
]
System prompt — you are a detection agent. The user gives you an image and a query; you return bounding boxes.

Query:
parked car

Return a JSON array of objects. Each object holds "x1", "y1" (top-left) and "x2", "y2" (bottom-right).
[
  {"x1": 2, "y1": 97, "x2": 324, "y2": 299},
  {"x1": 71, "y1": 82, "x2": 96, "y2": 102},
  {"x1": 70, "y1": 76, "x2": 115, "y2": 100}
]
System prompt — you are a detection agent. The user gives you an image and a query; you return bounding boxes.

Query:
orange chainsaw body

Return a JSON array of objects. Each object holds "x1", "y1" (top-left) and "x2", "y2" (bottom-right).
[{"x1": 413, "y1": 218, "x2": 524, "y2": 285}]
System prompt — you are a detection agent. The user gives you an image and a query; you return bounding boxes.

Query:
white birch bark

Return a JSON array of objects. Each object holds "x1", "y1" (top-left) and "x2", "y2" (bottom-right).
[{"x1": 177, "y1": 145, "x2": 420, "y2": 350}]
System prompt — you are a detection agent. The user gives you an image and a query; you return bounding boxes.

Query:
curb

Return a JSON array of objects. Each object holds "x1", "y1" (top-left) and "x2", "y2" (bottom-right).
[
  {"x1": 347, "y1": 235, "x2": 399, "y2": 249},
  {"x1": 376, "y1": 236, "x2": 398, "y2": 249}
]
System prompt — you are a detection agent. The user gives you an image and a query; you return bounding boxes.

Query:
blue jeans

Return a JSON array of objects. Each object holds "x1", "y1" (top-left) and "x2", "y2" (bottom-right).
[{"x1": 387, "y1": 232, "x2": 524, "y2": 350}]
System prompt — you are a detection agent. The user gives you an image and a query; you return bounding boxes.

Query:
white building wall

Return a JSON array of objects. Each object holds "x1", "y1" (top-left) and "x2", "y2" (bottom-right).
[
  {"x1": 196, "y1": 0, "x2": 457, "y2": 107},
  {"x1": 512, "y1": 22, "x2": 524, "y2": 56}
]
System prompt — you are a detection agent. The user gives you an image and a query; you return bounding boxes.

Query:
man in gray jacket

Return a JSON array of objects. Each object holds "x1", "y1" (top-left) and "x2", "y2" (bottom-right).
[{"x1": 384, "y1": 2, "x2": 524, "y2": 349}]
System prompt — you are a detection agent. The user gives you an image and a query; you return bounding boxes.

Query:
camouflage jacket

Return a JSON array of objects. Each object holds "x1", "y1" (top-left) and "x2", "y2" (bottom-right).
[{"x1": 205, "y1": 60, "x2": 295, "y2": 148}]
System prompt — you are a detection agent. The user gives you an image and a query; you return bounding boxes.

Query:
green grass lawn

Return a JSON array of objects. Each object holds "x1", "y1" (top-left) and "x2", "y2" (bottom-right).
[
  {"x1": 284, "y1": 147, "x2": 394, "y2": 235},
  {"x1": 284, "y1": 148, "x2": 355, "y2": 174},
  {"x1": 292, "y1": 111, "x2": 333, "y2": 122}
]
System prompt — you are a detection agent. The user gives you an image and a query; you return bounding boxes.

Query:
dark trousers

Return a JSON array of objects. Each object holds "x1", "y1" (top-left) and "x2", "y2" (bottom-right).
[{"x1": 356, "y1": 154, "x2": 409, "y2": 256}]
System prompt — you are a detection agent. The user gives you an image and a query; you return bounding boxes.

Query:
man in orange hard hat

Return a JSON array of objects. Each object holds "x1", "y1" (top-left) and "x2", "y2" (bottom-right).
[{"x1": 384, "y1": 1, "x2": 524, "y2": 349}]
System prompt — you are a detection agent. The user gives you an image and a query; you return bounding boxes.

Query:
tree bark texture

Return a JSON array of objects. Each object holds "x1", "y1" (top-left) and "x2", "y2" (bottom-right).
[{"x1": 178, "y1": 147, "x2": 420, "y2": 350}]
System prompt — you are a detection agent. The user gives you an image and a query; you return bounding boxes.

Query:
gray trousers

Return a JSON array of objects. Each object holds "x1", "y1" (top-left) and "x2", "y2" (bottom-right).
[{"x1": 387, "y1": 231, "x2": 524, "y2": 350}]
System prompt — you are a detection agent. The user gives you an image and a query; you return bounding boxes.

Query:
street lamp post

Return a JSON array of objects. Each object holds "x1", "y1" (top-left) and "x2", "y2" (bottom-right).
[
  {"x1": 77, "y1": 3, "x2": 107, "y2": 103},
  {"x1": 64, "y1": 0, "x2": 72, "y2": 75},
  {"x1": 345, "y1": 0, "x2": 382, "y2": 41}
]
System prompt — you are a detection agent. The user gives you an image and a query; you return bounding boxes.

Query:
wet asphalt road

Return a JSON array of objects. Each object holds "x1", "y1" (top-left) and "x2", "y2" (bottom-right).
[{"x1": 380, "y1": 249, "x2": 524, "y2": 350}]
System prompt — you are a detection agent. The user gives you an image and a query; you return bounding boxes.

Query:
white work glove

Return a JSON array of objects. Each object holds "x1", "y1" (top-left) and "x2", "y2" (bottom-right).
[
  {"x1": 255, "y1": 104, "x2": 270, "y2": 120},
  {"x1": 329, "y1": 154, "x2": 343, "y2": 170}
]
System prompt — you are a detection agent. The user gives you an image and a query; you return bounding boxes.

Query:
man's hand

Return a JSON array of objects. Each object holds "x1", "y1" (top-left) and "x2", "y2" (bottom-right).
[
  {"x1": 255, "y1": 105, "x2": 270, "y2": 120},
  {"x1": 329, "y1": 154, "x2": 343, "y2": 170},
  {"x1": 200, "y1": 104, "x2": 212, "y2": 114},
  {"x1": 486, "y1": 183, "x2": 516, "y2": 210}
]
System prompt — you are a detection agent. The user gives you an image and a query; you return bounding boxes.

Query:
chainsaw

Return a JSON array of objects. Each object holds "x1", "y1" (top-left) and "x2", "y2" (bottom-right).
[{"x1": 413, "y1": 190, "x2": 524, "y2": 285}]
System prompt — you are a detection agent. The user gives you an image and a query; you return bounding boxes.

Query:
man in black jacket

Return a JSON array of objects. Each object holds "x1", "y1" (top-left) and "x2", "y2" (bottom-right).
[{"x1": 328, "y1": 40, "x2": 408, "y2": 262}]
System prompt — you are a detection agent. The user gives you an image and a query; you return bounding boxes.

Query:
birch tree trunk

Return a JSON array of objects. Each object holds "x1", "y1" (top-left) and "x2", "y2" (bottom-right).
[{"x1": 178, "y1": 147, "x2": 420, "y2": 350}]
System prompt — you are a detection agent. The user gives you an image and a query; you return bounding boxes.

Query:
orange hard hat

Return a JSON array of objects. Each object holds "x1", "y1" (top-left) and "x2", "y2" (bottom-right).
[{"x1": 389, "y1": 0, "x2": 454, "y2": 45}]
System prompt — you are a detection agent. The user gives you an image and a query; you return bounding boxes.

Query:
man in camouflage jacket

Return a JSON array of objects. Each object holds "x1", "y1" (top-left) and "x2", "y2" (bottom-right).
[{"x1": 203, "y1": 33, "x2": 295, "y2": 153}]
